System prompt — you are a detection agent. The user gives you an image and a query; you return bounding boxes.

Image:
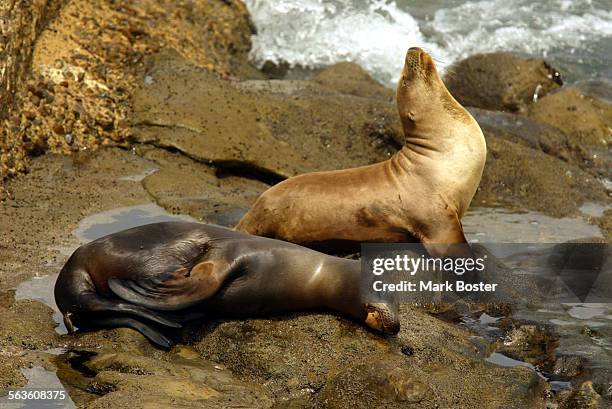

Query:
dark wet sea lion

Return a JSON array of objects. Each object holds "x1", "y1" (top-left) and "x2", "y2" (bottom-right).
[
  {"x1": 235, "y1": 47, "x2": 486, "y2": 257},
  {"x1": 54, "y1": 221, "x2": 399, "y2": 347}
]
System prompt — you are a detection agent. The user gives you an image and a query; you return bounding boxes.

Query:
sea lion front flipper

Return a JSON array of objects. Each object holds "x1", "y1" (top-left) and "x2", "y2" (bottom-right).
[
  {"x1": 108, "y1": 260, "x2": 233, "y2": 311},
  {"x1": 421, "y1": 213, "x2": 473, "y2": 258}
]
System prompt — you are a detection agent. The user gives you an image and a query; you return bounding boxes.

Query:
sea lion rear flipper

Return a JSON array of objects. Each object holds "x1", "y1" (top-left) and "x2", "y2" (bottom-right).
[
  {"x1": 90, "y1": 316, "x2": 174, "y2": 349},
  {"x1": 108, "y1": 260, "x2": 233, "y2": 311}
]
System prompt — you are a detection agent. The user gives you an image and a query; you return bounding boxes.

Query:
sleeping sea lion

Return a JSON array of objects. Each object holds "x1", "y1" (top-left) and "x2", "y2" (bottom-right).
[{"x1": 54, "y1": 221, "x2": 399, "y2": 347}]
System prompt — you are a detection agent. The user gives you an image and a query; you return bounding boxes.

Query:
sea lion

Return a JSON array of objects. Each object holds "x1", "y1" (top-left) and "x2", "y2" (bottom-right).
[
  {"x1": 54, "y1": 221, "x2": 399, "y2": 347},
  {"x1": 235, "y1": 47, "x2": 486, "y2": 257}
]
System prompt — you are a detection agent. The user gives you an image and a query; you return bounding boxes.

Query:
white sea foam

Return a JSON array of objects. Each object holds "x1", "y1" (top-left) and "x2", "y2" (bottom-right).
[
  {"x1": 245, "y1": 0, "x2": 444, "y2": 85},
  {"x1": 429, "y1": 0, "x2": 612, "y2": 63},
  {"x1": 244, "y1": 0, "x2": 612, "y2": 86}
]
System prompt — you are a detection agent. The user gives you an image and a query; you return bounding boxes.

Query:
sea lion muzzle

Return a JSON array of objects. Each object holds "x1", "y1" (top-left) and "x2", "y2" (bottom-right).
[{"x1": 365, "y1": 303, "x2": 400, "y2": 335}]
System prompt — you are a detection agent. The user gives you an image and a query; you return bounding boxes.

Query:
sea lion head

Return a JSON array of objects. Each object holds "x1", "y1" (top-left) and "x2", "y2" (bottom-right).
[
  {"x1": 397, "y1": 47, "x2": 469, "y2": 135},
  {"x1": 365, "y1": 302, "x2": 400, "y2": 335}
]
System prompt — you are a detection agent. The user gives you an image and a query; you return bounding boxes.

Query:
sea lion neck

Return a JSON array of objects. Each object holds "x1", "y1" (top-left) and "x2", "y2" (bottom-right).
[
  {"x1": 278, "y1": 248, "x2": 362, "y2": 317},
  {"x1": 395, "y1": 48, "x2": 475, "y2": 160},
  {"x1": 394, "y1": 93, "x2": 480, "y2": 164}
]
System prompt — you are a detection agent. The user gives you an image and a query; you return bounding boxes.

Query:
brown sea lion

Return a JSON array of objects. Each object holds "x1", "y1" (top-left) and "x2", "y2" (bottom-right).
[
  {"x1": 54, "y1": 221, "x2": 399, "y2": 347},
  {"x1": 235, "y1": 47, "x2": 486, "y2": 256}
]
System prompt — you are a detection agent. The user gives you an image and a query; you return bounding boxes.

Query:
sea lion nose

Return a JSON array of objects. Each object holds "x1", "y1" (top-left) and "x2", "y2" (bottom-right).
[{"x1": 405, "y1": 47, "x2": 424, "y2": 67}]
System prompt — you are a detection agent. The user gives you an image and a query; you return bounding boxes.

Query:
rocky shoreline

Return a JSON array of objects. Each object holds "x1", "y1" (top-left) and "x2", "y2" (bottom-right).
[{"x1": 0, "y1": 1, "x2": 610, "y2": 408}]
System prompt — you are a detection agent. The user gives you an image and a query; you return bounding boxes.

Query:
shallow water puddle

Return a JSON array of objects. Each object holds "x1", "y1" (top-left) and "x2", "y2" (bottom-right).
[
  {"x1": 485, "y1": 353, "x2": 573, "y2": 393},
  {"x1": 73, "y1": 202, "x2": 196, "y2": 242},
  {"x1": 485, "y1": 352, "x2": 536, "y2": 370},
  {"x1": 566, "y1": 305, "x2": 608, "y2": 320},
  {"x1": 463, "y1": 207, "x2": 604, "y2": 243},
  {"x1": 460, "y1": 312, "x2": 503, "y2": 337},
  {"x1": 15, "y1": 273, "x2": 65, "y2": 335},
  {"x1": 0, "y1": 367, "x2": 76, "y2": 409},
  {"x1": 17, "y1": 203, "x2": 196, "y2": 334},
  {"x1": 498, "y1": 302, "x2": 611, "y2": 393}
]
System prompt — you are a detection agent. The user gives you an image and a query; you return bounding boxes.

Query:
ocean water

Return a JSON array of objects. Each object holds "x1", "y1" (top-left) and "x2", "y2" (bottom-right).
[{"x1": 244, "y1": 0, "x2": 612, "y2": 86}]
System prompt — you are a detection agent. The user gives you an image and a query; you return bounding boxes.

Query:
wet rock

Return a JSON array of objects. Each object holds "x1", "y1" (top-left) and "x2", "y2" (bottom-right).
[
  {"x1": 139, "y1": 148, "x2": 268, "y2": 226},
  {"x1": 492, "y1": 323, "x2": 557, "y2": 369},
  {"x1": 260, "y1": 60, "x2": 292, "y2": 79},
  {"x1": 475, "y1": 136, "x2": 607, "y2": 217},
  {"x1": 470, "y1": 105, "x2": 611, "y2": 176},
  {"x1": 553, "y1": 355, "x2": 586, "y2": 379},
  {"x1": 527, "y1": 88, "x2": 611, "y2": 176},
  {"x1": 573, "y1": 79, "x2": 612, "y2": 104},
  {"x1": 322, "y1": 361, "x2": 432, "y2": 408},
  {"x1": 0, "y1": 300, "x2": 59, "y2": 351},
  {"x1": 314, "y1": 62, "x2": 394, "y2": 100},
  {"x1": 132, "y1": 49, "x2": 402, "y2": 180},
  {"x1": 558, "y1": 381, "x2": 603, "y2": 409},
  {"x1": 469, "y1": 107, "x2": 574, "y2": 161},
  {"x1": 445, "y1": 53, "x2": 562, "y2": 112},
  {"x1": 192, "y1": 307, "x2": 547, "y2": 408},
  {"x1": 0, "y1": 299, "x2": 59, "y2": 390},
  {"x1": 61, "y1": 351, "x2": 273, "y2": 408}
]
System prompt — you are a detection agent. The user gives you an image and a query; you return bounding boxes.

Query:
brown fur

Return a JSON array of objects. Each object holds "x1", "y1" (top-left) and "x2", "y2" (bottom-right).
[{"x1": 235, "y1": 48, "x2": 486, "y2": 256}]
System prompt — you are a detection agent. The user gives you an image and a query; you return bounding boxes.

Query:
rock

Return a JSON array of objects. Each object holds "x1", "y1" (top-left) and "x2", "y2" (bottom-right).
[
  {"x1": 444, "y1": 53, "x2": 562, "y2": 112},
  {"x1": 573, "y1": 79, "x2": 612, "y2": 104},
  {"x1": 0, "y1": 0, "x2": 66, "y2": 119},
  {"x1": 132, "y1": 49, "x2": 402, "y2": 179},
  {"x1": 594, "y1": 209, "x2": 612, "y2": 242},
  {"x1": 475, "y1": 136, "x2": 607, "y2": 217},
  {"x1": 322, "y1": 361, "x2": 432, "y2": 408},
  {"x1": 259, "y1": 60, "x2": 292, "y2": 79},
  {"x1": 192, "y1": 307, "x2": 547, "y2": 408},
  {"x1": 558, "y1": 381, "x2": 603, "y2": 409},
  {"x1": 139, "y1": 147, "x2": 268, "y2": 226},
  {"x1": 469, "y1": 106, "x2": 611, "y2": 177},
  {"x1": 0, "y1": 300, "x2": 59, "y2": 351},
  {"x1": 1, "y1": 0, "x2": 259, "y2": 181},
  {"x1": 492, "y1": 324, "x2": 557, "y2": 369},
  {"x1": 469, "y1": 107, "x2": 574, "y2": 160},
  {"x1": 59, "y1": 351, "x2": 273, "y2": 408},
  {"x1": 52, "y1": 123, "x2": 65, "y2": 135},
  {"x1": 553, "y1": 355, "x2": 586, "y2": 379},
  {"x1": 0, "y1": 298, "x2": 59, "y2": 391},
  {"x1": 527, "y1": 88, "x2": 611, "y2": 176},
  {"x1": 314, "y1": 62, "x2": 394, "y2": 100}
]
